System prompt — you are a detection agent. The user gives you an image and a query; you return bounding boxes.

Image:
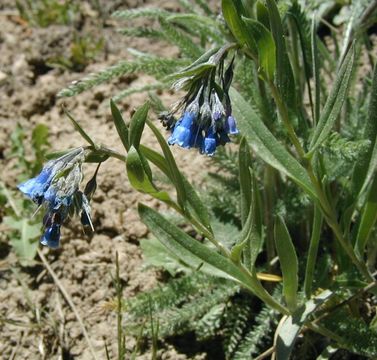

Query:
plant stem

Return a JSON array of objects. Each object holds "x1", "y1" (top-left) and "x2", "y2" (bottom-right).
[
  {"x1": 268, "y1": 81, "x2": 306, "y2": 160},
  {"x1": 267, "y1": 79, "x2": 373, "y2": 282},
  {"x1": 306, "y1": 165, "x2": 373, "y2": 282},
  {"x1": 304, "y1": 206, "x2": 323, "y2": 298},
  {"x1": 95, "y1": 145, "x2": 126, "y2": 161}
]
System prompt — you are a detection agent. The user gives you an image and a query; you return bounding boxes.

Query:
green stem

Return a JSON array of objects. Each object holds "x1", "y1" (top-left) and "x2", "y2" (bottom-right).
[
  {"x1": 306, "y1": 323, "x2": 345, "y2": 345},
  {"x1": 268, "y1": 81, "x2": 306, "y2": 159},
  {"x1": 304, "y1": 206, "x2": 323, "y2": 298},
  {"x1": 267, "y1": 78, "x2": 372, "y2": 281},
  {"x1": 306, "y1": 165, "x2": 373, "y2": 282},
  {"x1": 95, "y1": 145, "x2": 127, "y2": 162},
  {"x1": 243, "y1": 267, "x2": 289, "y2": 315},
  {"x1": 263, "y1": 166, "x2": 276, "y2": 265}
]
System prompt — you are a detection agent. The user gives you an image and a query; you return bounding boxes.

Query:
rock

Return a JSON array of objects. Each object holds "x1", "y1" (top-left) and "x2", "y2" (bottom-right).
[{"x1": 0, "y1": 71, "x2": 8, "y2": 84}]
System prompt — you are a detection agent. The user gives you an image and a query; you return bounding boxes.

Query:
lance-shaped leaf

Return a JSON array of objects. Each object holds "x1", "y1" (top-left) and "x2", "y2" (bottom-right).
[
  {"x1": 231, "y1": 183, "x2": 262, "y2": 270},
  {"x1": 352, "y1": 64, "x2": 377, "y2": 196},
  {"x1": 242, "y1": 17, "x2": 276, "y2": 80},
  {"x1": 139, "y1": 203, "x2": 251, "y2": 284},
  {"x1": 304, "y1": 206, "x2": 323, "y2": 298},
  {"x1": 309, "y1": 47, "x2": 355, "y2": 153},
  {"x1": 129, "y1": 102, "x2": 149, "y2": 149},
  {"x1": 275, "y1": 216, "x2": 298, "y2": 311},
  {"x1": 266, "y1": 0, "x2": 296, "y2": 111},
  {"x1": 311, "y1": 18, "x2": 321, "y2": 126},
  {"x1": 140, "y1": 144, "x2": 170, "y2": 176},
  {"x1": 221, "y1": 0, "x2": 257, "y2": 54},
  {"x1": 239, "y1": 137, "x2": 252, "y2": 225},
  {"x1": 355, "y1": 176, "x2": 377, "y2": 258},
  {"x1": 256, "y1": 1, "x2": 270, "y2": 29},
  {"x1": 126, "y1": 146, "x2": 172, "y2": 204},
  {"x1": 230, "y1": 87, "x2": 316, "y2": 199},
  {"x1": 64, "y1": 107, "x2": 96, "y2": 147},
  {"x1": 146, "y1": 120, "x2": 187, "y2": 207},
  {"x1": 146, "y1": 120, "x2": 211, "y2": 231},
  {"x1": 275, "y1": 290, "x2": 333, "y2": 360},
  {"x1": 110, "y1": 99, "x2": 129, "y2": 151}
]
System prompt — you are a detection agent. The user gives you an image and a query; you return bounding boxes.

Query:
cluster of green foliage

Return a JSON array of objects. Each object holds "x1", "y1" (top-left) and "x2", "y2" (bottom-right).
[
  {"x1": 39, "y1": 0, "x2": 377, "y2": 358},
  {"x1": 48, "y1": 33, "x2": 105, "y2": 72},
  {"x1": 0, "y1": 124, "x2": 50, "y2": 265},
  {"x1": 16, "y1": 0, "x2": 104, "y2": 72},
  {"x1": 16, "y1": 0, "x2": 78, "y2": 27}
]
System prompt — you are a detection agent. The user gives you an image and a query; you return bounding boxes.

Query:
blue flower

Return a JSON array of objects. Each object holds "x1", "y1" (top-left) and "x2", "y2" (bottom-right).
[
  {"x1": 189, "y1": 123, "x2": 204, "y2": 149},
  {"x1": 40, "y1": 223, "x2": 61, "y2": 249},
  {"x1": 162, "y1": 54, "x2": 239, "y2": 156},
  {"x1": 225, "y1": 115, "x2": 239, "y2": 135},
  {"x1": 18, "y1": 167, "x2": 54, "y2": 205},
  {"x1": 168, "y1": 111, "x2": 196, "y2": 148},
  {"x1": 18, "y1": 148, "x2": 95, "y2": 249},
  {"x1": 201, "y1": 127, "x2": 217, "y2": 156}
]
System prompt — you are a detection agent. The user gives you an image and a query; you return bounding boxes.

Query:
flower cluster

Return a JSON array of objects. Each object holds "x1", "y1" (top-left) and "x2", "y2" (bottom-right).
[
  {"x1": 161, "y1": 55, "x2": 239, "y2": 156},
  {"x1": 18, "y1": 148, "x2": 96, "y2": 248}
]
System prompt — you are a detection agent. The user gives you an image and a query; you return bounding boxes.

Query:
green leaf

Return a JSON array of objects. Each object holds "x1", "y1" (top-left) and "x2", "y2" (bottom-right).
[
  {"x1": 275, "y1": 290, "x2": 333, "y2": 360},
  {"x1": 233, "y1": 187, "x2": 262, "y2": 270},
  {"x1": 256, "y1": 1, "x2": 270, "y2": 29},
  {"x1": 140, "y1": 144, "x2": 170, "y2": 176},
  {"x1": 221, "y1": 0, "x2": 257, "y2": 54},
  {"x1": 128, "y1": 102, "x2": 149, "y2": 149},
  {"x1": 177, "y1": 46, "x2": 219, "y2": 73},
  {"x1": 266, "y1": 0, "x2": 296, "y2": 111},
  {"x1": 64, "y1": 107, "x2": 96, "y2": 147},
  {"x1": 304, "y1": 206, "x2": 323, "y2": 298},
  {"x1": 146, "y1": 121, "x2": 212, "y2": 231},
  {"x1": 169, "y1": 62, "x2": 215, "y2": 80},
  {"x1": 182, "y1": 176, "x2": 212, "y2": 232},
  {"x1": 309, "y1": 47, "x2": 355, "y2": 153},
  {"x1": 248, "y1": 173, "x2": 263, "y2": 269},
  {"x1": 239, "y1": 137, "x2": 252, "y2": 225},
  {"x1": 146, "y1": 120, "x2": 187, "y2": 208},
  {"x1": 275, "y1": 216, "x2": 298, "y2": 311},
  {"x1": 353, "y1": 64, "x2": 377, "y2": 196},
  {"x1": 4, "y1": 217, "x2": 40, "y2": 266},
  {"x1": 355, "y1": 175, "x2": 377, "y2": 258},
  {"x1": 238, "y1": 141, "x2": 263, "y2": 270},
  {"x1": 139, "y1": 203, "x2": 251, "y2": 284},
  {"x1": 230, "y1": 87, "x2": 316, "y2": 199},
  {"x1": 126, "y1": 146, "x2": 172, "y2": 204},
  {"x1": 242, "y1": 18, "x2": 276, "y2": 80},
  {"x1": 84, "y1": 149, "x2": 110, "y2": 163},
  {"x1": 110, "y1": 99, "x2": 129, "y2": 151},
  {"x1": 140, "y1": 237, "x2": 187, "y2": 276},
  {"x1": 311, "y1": 19, "x2": 320, "y2": 125}
]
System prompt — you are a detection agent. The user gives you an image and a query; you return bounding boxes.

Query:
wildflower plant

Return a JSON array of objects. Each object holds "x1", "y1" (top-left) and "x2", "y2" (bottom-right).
[
  {"x1": 18, "y1": 147, "x2": 96, "y2": 248},
  {"x1": 18, "y1": 0, "x2": 377, "y2": 358}
]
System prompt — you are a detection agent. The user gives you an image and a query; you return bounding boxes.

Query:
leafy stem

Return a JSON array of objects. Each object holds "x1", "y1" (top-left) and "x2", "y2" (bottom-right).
[
  {"x1": 268, "y1": 80, "x2": 306, "y2": 160},
  {"x1": 265, "y1": 78, "x2": 373, "y2": 282},
  {"x1": 306, "y1": 164, "x2": 373, "y2": 282}
]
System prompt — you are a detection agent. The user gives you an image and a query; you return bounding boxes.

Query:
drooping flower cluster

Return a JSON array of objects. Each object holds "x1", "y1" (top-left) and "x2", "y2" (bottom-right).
[
  {"x1": 161, "y1": 52, "x2": 239, "y2": 156},
  {"x1": 18, "y1": 148, "x2": 96, "y2": 248}
]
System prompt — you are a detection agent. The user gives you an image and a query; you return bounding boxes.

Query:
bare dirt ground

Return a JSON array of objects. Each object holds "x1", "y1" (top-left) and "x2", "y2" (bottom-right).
[{"x1": 0, "y1": 1, "x2": 211, "y2": 358}]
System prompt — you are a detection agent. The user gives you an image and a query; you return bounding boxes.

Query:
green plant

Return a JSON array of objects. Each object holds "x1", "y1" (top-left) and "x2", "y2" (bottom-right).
[
  {"x1": 48, "y1": 33, "x2": 105, "y2": 72},
  {"x1": 16, "y1": 0, "x2": 79, "y2": 28},
  {"x1": 19, "y1": 0, "x2": 377, "y2": 358}
]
